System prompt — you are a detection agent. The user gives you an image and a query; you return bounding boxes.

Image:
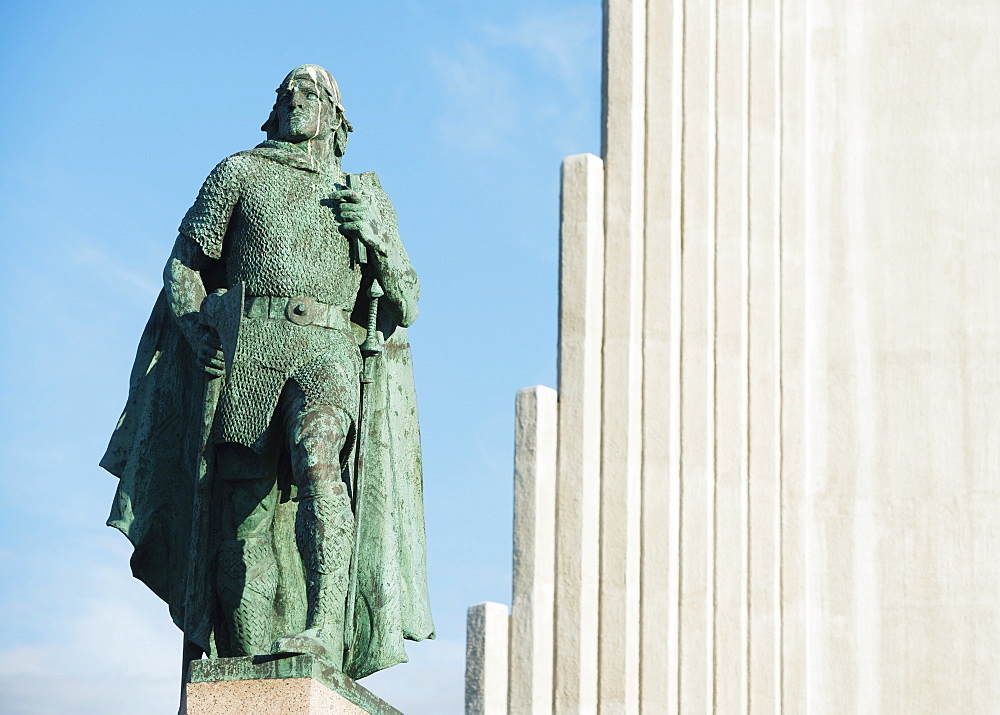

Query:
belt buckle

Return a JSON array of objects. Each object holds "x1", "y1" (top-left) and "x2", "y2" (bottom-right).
[{"x1": 285, "y1": 296, "x2": 317, "y2": 326}]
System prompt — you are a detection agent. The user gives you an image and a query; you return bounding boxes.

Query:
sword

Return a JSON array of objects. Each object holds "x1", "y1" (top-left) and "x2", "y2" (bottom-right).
[
  {"x1": 343, "y1": 173, "x2": 384, "y2": 665},
  {"x1": 344, "y1": 276, "x2": 383, "y2": 664}
]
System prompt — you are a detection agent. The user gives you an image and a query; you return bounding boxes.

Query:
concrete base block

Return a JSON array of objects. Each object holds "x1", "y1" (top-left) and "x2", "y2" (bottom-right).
[
  {"x1": 185, "y1": 655, "x2": 400, "y2": 715},
  {"x1": 186, "y1": 678, "x2": 367, "y2": 714}
]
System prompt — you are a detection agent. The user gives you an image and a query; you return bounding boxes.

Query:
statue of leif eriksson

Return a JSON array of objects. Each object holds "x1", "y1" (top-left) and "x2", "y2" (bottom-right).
[{"x1": 101, "y1": 64, "x2": 434, "y2": 682}]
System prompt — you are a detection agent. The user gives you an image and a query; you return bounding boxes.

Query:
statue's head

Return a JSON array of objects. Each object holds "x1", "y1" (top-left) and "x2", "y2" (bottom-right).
[{"x1": 261, "y1": 64, "x2": 353, "y2": 156}]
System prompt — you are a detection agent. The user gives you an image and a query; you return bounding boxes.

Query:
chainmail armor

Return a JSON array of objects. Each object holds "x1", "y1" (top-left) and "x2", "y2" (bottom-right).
[
  {"x1": 180, "y1": 153, "x2": 361, "y2": 308},
  {"x1": 181, "y1": 150, "x2": 368, "y2": 450}
]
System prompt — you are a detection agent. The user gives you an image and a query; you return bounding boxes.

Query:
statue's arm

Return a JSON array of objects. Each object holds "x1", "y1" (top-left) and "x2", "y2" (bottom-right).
[
  {"x1": 162, "y1": 154, "x2": 247, "y2": 374},
  {"x1": 337, "y1": 174, "x2": 420, "y2": 327},
  {"x1": 163, "y1": 235, "x2": 225, "y2": 376},
  {"x1": 366, "y1": 222, "x2": 420, "y2": 328}
]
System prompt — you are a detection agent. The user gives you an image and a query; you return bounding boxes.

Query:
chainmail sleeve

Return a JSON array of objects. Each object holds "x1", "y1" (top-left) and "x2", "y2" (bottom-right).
[{"x1": 178, "y1": 154, "x2": 256, "y2": 260}]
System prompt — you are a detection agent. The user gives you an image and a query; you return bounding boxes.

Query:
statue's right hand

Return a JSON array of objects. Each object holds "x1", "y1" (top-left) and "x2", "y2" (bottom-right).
[{"x1": 193, "y1": 325, "x2": 226, "y2": 377}]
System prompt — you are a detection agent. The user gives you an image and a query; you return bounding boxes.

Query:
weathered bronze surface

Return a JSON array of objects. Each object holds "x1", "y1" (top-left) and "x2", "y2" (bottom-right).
[{"x1": 101, "y1": 65, "x2": 434, "y2": 687}]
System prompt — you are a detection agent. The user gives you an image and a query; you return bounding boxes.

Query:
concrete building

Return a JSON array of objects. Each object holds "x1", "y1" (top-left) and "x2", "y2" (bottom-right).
[{"x1": 466, "y1": 0, "x2": 1000, "y2": 712}]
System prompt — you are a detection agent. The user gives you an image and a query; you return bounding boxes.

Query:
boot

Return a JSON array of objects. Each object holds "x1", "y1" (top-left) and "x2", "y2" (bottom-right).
[
  {"x1": 271, "y1": 479, "x2": 354, "y2": 668},
  {"x1": 217, "y1": 533, "x2": 279, "y2": 655}
]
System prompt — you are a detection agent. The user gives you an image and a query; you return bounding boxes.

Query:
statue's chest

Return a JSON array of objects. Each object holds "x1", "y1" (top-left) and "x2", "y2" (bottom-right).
[
  {"x1": 227, "y1": 167, "x2": 359, "y2": 302},
  {"x1": 235, "y1": 169, "x2": 345, "y2": 252}
]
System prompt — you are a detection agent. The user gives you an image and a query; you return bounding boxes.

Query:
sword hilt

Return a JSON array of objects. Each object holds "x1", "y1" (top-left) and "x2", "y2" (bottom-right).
[
  {"x1": 360, "y1": 279, "x2": 384, "y2": 361},
  {"x1": 343, "y1": 173, "x2": 368, "y2": 268}
]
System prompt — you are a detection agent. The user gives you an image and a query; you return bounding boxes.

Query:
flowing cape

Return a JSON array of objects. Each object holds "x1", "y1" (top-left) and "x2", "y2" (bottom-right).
[{"x1": 100, "y1": 173, "x2": 434, "y2": 680}]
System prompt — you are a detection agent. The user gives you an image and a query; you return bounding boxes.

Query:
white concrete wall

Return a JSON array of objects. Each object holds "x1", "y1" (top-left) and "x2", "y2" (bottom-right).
[
  {"x1": 643, "y1": 0, "x2": 1000, "y2": 712},
  {"x1": 787, "y1": 3, "x2": 1000, "y2": 711},
  {"x1": 466, "y1": 0, "x2": 1000, "y2": 712}
]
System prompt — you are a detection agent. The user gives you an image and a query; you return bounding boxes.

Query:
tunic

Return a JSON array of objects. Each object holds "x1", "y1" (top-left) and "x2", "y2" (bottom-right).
[{"x1": 178, "y1": 142, "x2": 416, "y2": 452}]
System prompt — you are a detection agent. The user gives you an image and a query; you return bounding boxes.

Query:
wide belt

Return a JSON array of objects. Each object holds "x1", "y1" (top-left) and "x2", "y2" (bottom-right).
[{"x1": 244, "y1": 294, "x2": 350, "y2": 330}]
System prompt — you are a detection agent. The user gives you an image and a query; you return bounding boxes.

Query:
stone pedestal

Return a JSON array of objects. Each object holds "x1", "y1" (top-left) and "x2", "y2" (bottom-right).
[{"x1": 184, "y1": 655, "x2": 400, "y2": 715}]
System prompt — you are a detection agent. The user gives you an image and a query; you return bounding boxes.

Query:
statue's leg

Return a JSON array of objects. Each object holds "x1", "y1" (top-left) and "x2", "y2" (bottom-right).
[
  {"x1": 270, "y1": 382, "x2": 354, "y2": 668},
  {"x1": 215, "y1": 443, "x2": 280, "y2": 657}
]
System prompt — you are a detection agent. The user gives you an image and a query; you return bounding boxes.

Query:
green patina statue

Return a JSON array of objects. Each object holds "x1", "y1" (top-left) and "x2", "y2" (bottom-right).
[{"x1": 101, "y1": 65, "x2": 434, "y2": 683}]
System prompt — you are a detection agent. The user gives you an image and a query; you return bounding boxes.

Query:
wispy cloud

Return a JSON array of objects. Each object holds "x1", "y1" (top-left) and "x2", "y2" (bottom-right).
[
  {"x1": 70, "y1": 241, "x2": 161, "y2": 301},
  {"x1": 431, "y1": 42, "x2": 519, "y2": 152},
  {"x1": 0, "y1": 552, "x2": 180, "y2": 714},
  {"x1": 483, "y1": 8, "x2": 598, "y2": 89},
  {"x1": 0, "y1": 674, "x2": 177, "y2": 715},
  {"x1": 0, "y1": 537, "x2": 466, "y2": 714},
  {"x1": 430, "y1": 6, "x2": 600, "y2": 154},
  {"x1": 361, "y1": 639, "x2": 465, "y2": 714}
]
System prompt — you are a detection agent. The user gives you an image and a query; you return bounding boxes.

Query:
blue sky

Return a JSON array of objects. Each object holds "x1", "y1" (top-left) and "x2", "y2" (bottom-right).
[{"x1": 0, "y1": 1, "x2": 599, "y2": 712}]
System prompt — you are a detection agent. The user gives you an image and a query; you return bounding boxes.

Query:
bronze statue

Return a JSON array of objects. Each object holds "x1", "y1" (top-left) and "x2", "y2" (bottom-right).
[{"x1": 101, "y1": 64, "x2": 434, "y2": 682}]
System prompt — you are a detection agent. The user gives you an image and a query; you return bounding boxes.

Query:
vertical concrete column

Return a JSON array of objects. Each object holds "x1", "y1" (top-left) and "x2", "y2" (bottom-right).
[
  {"x1": 778, "y1": 0, "x2": 807, "y2": 709},
  {"x1": 509, "y1": 386, "x2": 557, "y2": 715},
  {"x1": 465, "y1": 602, "x2": 509, "y2": 715},
  {"x1": 599, "y1": 0, "x2": 646, "y2": 711},
  {"x1": 554, "y1": 153, "x2": 605, "y2": 715},
  {"x1": 746, "y1": 0, "x2": 785, "y2": 710},
  {"x1": 712, "y1": 0, "x2": 751, "y2": 711},
  {"x1": 793, "y1": 3, "x2": 1000, "y2": 712},
  {"x1": 640, "y1": 0, "x2": 683, "y2": 712},
  {"x1": 678, "y1": 0, "x2": 718, "y2": 710}
]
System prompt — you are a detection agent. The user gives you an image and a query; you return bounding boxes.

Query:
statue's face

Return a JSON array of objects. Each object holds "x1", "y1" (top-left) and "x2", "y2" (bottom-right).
[{"x1": 276, "y1": 76, "x2": 328, "y2": 142}]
